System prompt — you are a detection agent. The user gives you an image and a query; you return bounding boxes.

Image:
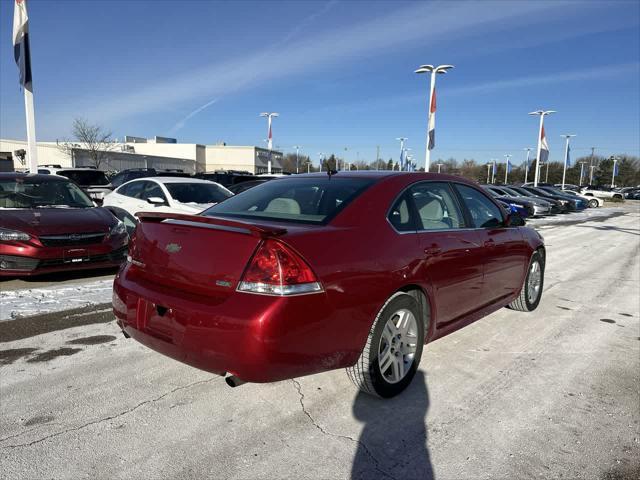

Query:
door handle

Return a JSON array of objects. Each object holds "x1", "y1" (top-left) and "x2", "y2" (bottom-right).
[
  {"x1": 424, "y1": 246, "x2": 442, "y2": 255},
  {"x1": 484, "y1": 239, "x2": 496, "y2": 248}
]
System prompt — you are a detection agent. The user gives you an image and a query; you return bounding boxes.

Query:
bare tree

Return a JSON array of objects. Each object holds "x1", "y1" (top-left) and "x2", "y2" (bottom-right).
[{"x1": 58, "y1": 118, "x2": 118, "y2": 169}]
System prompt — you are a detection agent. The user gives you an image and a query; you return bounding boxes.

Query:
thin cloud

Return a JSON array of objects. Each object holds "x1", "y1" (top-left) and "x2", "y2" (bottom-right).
[
  {"x1": 53, "y1": 1, "x2": 603, "y2": 125},
  {"x1": 169, "y1": 98, "x2": 219, "y2": 134},
  {"x1": 447, "y1": 62, "x2": 640, "y2": 96}
]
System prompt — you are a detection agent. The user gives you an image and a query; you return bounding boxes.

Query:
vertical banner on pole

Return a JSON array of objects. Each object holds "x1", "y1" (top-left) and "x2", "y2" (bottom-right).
[{"x1": 13, "y1": 0, "x2": 38, "y2": 173}]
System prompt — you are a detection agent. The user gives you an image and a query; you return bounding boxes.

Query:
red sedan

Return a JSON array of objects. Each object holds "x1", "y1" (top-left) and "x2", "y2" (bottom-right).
[
  {"x1": 113, "y1": 172, "x2": 545, "y2": 397},
  {"x1": 0, "y1": 173, "x2": 128, "y2": 276}
]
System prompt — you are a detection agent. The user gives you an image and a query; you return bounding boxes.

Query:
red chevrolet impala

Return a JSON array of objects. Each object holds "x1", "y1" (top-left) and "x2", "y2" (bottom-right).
[{"x1": 113, "y1": 172, "x2": 545, "y2": 397}]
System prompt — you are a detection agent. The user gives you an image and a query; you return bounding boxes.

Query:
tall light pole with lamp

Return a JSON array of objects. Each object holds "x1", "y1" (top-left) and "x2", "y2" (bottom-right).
[
  {"x1": 292, "y1": 145, "x2": 301, "y2": 174},
  {"x1": 504, "y1": 154, "x2": 512, "y2": 184},
  {"x1": 436, "y1": 163, "x2": 444, "y2": 173},
  {"x1": 560, "y1": 134, "x2": 576, "y2": 190},
  {"x1": 415, "y1": 64, "x2": 454, "y2": 172},
  {"x1": 529, "y1": 110, "x2": 555, "y2": 187},
  {"x1": 259, "y1": 112, "x2": 278, "y2": 174},
  {"x1": 579, "y1": 161, "x2": 587, "y2": 186},
  {"x1": 523, "y1": 147, "x2": 533, "y2": 184},
  {"x1": 611, "y1": 156, "x2": 620, "y2": 188},
  {"x1": 396, "y1": 137, "x2": 407, "y2": 171}
]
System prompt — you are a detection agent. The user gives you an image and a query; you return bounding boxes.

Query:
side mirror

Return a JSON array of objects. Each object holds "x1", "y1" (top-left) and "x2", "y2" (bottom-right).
[
  {"x1": 147, "y1": 196, "x2": 166, "y2": 206},
  {"x1": 506, "y1": 213, "x2": 526, "y2": 227}
]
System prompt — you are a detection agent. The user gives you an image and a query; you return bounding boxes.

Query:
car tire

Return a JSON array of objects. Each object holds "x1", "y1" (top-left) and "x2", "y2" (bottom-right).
[
  {"x1": 508, "y1": 251, "x2": 545, "y2": 312},
  {"x1": 613, "y1": 194, "x2": 622, "y2": 199},
  {"x1": 346, "y1": 293, "x2": 424, "y2": 398},
  {"x1": 588, "y1": 199, "x2": 599, "y2": 208}
]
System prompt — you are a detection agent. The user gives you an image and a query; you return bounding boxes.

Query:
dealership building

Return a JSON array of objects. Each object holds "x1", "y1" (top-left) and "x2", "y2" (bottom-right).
[{"x1": 0, "y1": 136, "x2": 283, "y2": 174}]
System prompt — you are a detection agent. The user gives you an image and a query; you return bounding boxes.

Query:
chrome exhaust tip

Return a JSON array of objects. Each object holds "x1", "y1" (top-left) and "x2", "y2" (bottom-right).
[{"x1": 225, "y1": 375, "x2": 247, "y2": 388}]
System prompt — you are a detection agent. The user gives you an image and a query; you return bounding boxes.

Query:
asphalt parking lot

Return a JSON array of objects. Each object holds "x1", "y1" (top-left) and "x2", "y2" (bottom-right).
[{"x1": 1, "y1": 204, "x2": 639, "y2": 480}]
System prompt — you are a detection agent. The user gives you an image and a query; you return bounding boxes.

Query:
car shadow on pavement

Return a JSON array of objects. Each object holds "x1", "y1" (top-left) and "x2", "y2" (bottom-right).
[{"x1": 351, "y1": 371, "x2": 433, "y2": 480}]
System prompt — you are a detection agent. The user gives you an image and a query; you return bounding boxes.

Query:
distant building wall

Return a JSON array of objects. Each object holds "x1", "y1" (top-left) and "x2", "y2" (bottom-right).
[
  {"x1": 204, "y1": 146, "x2": 283, "y2": 174},
  {"x1": 0, "y1": 139, "x2": 72, "y2": 168},
  {"x1": 73, "y1": 150, "x2": 196, "y2": 173}
]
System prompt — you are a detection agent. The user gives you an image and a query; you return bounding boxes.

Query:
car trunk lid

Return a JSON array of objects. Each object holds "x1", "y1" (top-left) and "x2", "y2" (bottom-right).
[{"x1": 131, "y1": 212, "x2": 287, "y2": 298}]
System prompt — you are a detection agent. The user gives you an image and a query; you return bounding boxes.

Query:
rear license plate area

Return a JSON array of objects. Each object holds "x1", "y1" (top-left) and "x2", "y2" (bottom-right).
[
  {"x1": 136, "y1": 298, "x2": 186, "y2": 344},
  {"x1": 63, "y1": 248, "x2": 89, "y2": 263}
]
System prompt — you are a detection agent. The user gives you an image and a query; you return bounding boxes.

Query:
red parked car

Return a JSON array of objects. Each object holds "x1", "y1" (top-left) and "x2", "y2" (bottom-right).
[
  {"x1": 113, "y1": 172, "x2": 545, "y2": 397},
  {"x1": 0, "y1": 173, "x2": 128, "y2": 276}
]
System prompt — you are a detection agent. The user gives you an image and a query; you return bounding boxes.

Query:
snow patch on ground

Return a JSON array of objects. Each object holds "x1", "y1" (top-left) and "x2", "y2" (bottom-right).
[{"x1": 0, "y1": 279, "x2": 114, "y2": 321}]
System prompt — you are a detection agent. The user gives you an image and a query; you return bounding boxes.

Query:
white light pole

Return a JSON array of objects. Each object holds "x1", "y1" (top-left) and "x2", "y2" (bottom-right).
[
  {"x1": 560, "y1": 134, "x2": 576, "y2": 190},
  {"x1": 293, "y1": 145, "x2": 301, "y2": 174},
  {"x1": 579, "y1": 161, "x2": 587, "y2": 186},
  {"x1": 611, "y1": 156, "x2": 619, "y2": 188},
  {"x1": 259, "y1": 112, "x2": 279, "y2": 151},
  {"x1": 436, "y1": 163, "x2": 444, "y2": 173},
  {"x1": 529, "y1": 110, "x2": 555, "y2": 187},
  {"x1": 486, "y1": 163, "x2": 492, "y2": 184},
  {"x1": 491, "y1": 159, "x2": 497, "y2": 184},
  {"x1": 396, "y1": 137, "x2": 407, "y2": 171},
  {"x1": 415, "y1": 64, "x2": 454, "y2": 172},
  {"x1": 318, "y1": 152, "x2": 324, "y2": 172},
  {"x1": 523, "y1": 147, "x2": 532, "y2": 184},
  {"x1": 504, "y1": 154, "x2": 512, "y2": 184}
]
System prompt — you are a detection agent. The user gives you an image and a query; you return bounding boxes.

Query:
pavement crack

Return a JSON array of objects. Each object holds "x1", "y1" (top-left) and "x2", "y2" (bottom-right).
[
  {"x1": 290, "y1": 379, "x2": 398, "y2": 480},
  {"x1": 2, "y1": 376, "x2": 220, "y2": 449}
]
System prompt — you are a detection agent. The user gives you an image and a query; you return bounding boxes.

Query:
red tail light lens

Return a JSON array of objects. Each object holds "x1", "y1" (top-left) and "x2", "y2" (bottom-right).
[{"x1": 238, "y1": 239, "x2": 322, "y2": 296}]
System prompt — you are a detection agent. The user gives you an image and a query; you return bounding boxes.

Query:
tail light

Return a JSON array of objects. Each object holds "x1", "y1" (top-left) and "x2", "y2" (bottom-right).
[{"x1": 238, "y1": 239, "x2": 322, "y2": 296}]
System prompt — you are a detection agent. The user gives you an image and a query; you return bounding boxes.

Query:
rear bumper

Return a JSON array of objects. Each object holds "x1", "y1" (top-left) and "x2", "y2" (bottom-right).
[
  {"x1": 0, "y1": 241, "x2": 127, "y2": 277},
  {"x1": 113, "y1": 264, "x2": 362, "y2": 382}
]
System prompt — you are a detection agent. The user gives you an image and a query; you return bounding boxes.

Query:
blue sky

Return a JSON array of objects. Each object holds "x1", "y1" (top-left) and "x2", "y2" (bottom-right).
[{"x1": 1, "y1": 0, "x2": 639, "y2": 168}]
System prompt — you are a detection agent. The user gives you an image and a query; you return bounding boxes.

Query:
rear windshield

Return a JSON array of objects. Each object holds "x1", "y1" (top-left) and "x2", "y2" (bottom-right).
[
  {"x1": 0, "y1": 178, "x2": 94, "y2": 208},
  {"x1": 202, "y1": 177, "x2": 374, "y2": 224},
  {"x1": 165, "y1": 183, "x2": 232, "y2": 204},
  {"x1": 58, "y1": 170, "x2": 110, "y2": 186}
]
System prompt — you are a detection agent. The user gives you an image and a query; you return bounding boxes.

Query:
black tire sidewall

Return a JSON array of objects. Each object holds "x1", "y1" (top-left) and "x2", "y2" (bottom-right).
[
  {"x1": 367, "y1": 294, "x2": 424, "y2": 398},
  {"x1": 524, "y1": 252, "x2": 545, "y2": 310}
]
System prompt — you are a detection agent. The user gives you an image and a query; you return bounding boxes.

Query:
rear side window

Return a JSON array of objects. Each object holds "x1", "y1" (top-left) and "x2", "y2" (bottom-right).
[
  {"x1": 142, "y1": 182, "x2": 167, "y2": 202},
  {"x1": 118, "y1": 181, "x2": 146, "y2": 199},
  {"x1": 409, "y1": 182, "x2": 464, "y2": 230},
  {"x1": 203, "y1": 177, "x2": 374, "y2": 224},
  {"x1": 388, "y1": 193, "x2": 415, "y2": 232},
  {"x1": 455, "y1": 184, "x2": 504, "y2": 228}
]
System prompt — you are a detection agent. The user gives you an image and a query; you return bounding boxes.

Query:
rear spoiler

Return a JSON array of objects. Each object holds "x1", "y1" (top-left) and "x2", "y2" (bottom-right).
[{"x1": 137, "y1": 212, "x2": 287, "y2": 238}]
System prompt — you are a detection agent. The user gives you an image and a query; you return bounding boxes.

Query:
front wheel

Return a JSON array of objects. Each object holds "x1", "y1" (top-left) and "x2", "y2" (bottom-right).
[
  {"x1": 346, "y1": 293, "x2": 424, "y2": 398},
  {"x1": 508, "y1": 251, "x2": 545, "y2": 312},
  {"x1": 588, "y1": 199, "x2": 599, "y2": 208}
]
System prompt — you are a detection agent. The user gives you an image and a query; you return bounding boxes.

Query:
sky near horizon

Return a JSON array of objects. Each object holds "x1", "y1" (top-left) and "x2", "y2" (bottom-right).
[{"x1": 0, "y1": 0, "x2": 639, "y2": 168}]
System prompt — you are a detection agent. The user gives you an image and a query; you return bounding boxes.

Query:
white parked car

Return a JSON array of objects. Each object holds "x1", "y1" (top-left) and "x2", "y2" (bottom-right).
[
  {"x1": 580, "y1": 187, "x2": 623, "y2": 200},
  {"x1": 562, "y1": 190, "x2": 604, "y2": 208},
  {"x1": 103, "y1": 177, "x2": 232, "y2": 219}
]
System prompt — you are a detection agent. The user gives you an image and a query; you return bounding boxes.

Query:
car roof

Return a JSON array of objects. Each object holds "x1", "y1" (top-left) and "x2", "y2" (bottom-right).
[
  {"x1": 290, "y1": 171, "x2": 473, "y2": 183},
  {"x1": 128, "y1": 176, "x2": 213, "y2": 184},
  {"x1": 0, "y1": 172, "x2": 69, "y2": 182}
]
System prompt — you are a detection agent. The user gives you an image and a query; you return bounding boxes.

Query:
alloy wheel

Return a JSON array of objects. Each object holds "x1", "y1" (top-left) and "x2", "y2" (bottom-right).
[
  {"x1": 378, "y1": 309, "x2": 418, "y2": 384},
  {"x1": 527, "y1": 260, "x2": 542, "y2": 304}
]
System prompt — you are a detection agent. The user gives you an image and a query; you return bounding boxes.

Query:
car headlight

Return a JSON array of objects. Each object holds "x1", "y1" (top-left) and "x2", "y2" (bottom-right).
[
  {"x1": 512, "y1": 204, "x2": 524, "y2": 209},
  {"x1": 0, "y1": 228, "x2": 31, "y2": 242},
  {"x1": 109, "y1": 220, "x2": 126, "y2": 237}
]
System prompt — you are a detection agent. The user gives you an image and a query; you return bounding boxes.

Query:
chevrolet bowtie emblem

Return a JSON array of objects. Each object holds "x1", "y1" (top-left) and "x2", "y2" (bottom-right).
[{"x1": 165, "y1": 243, "x2": 182, "y2": 253}]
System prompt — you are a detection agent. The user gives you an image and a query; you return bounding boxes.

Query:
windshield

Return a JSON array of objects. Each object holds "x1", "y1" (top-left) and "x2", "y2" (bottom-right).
[
  {"x1": 202, "y1": 177, "x2": 374, "y2": 224},
  {"x1": 500, "y1": 187, "x2": 522, "y2": 196},
  {"x1": 165, "y1": 183, "x2": 233, "y2": 204},
  {"x1": 0, "y1": 178, "x2": 94, "y2": 208},
  {"x1": 57, "y1": 170, "x2": 110, "y2": 186}
]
